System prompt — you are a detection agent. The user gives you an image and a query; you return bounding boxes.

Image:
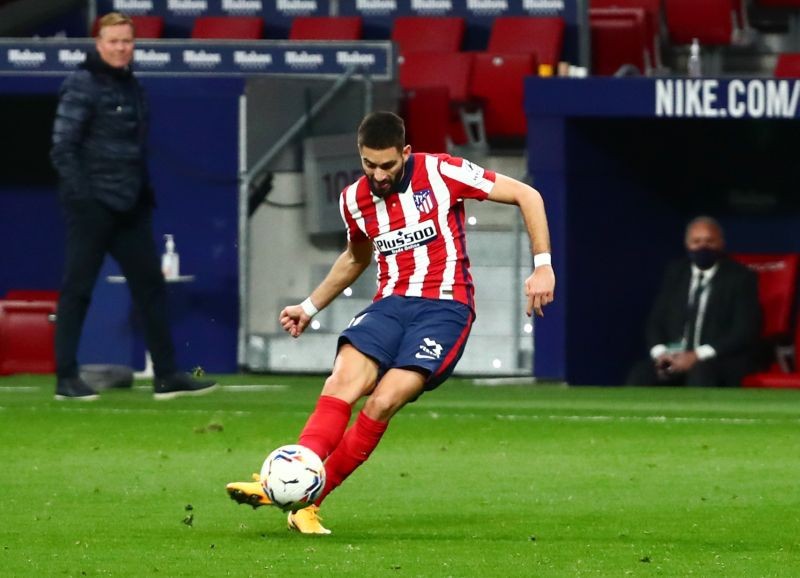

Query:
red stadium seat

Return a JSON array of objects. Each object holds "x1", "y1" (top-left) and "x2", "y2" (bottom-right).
[
  {"x1": 92, "y1": 15, "x2": 165, "y2": 38},
  {"x1": 391, "y1": 16, "x2": 465, "y2": 56},
  {"x1": 592, "y1": 0, "x2": 663, "y2": 13},
  {"x1": 289, "y1": 16, "x2": 362, "y2": 40},
  {"x1": 487, "y1": 16, "x2": 565, "y2": 67},
  {"x1": 469, "y1": 52, "x2": 537, "y2": 140},
  {"x1": 0, "y1": 296, "x2": 57, "y2": 375},
  {"x1": 774, "y1": 53, "x2": 800, "y2": 76},
  {"x1": 664, "y1": 0, "x2": 741, "y2": 45},
  {"x1": 4, "y1": 289, "x2": 59, "y2": 301},
  {"x1": 399, "y1": 52, "x2": 473, "y2": 102},
  {"x1": 590, "y1": 9, "x2": 651, "y2": 75},
  {"x1": 398, "y1": 52, "x2": 476, "y2": 146},
  {"x1": 732, "y1": 253, "x2": 799, "y2": 339},
  {"x1": 591, "y1": 0, "x2": 663, "y2": 68},
  {"x1": 129, "y1": 15, "x2": 165, "y2": 39},
  {"x1": 730, "y1": 253, "x2": 800, "y2": 388},
  {"x1": 191, "y1": 16, "x2": 263, "y2": 39},
  {"x1": 742, "y1": 313, "x2": 800, "y2": 388},
  {"x1": 403, "y1": 86, "x2": 451, "y2": 154}
]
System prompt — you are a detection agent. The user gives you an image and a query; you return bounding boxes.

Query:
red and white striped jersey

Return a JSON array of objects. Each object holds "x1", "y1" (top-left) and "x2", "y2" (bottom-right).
[{"x1": 339, "y1": 152, "x2": 496, "y2": 308}]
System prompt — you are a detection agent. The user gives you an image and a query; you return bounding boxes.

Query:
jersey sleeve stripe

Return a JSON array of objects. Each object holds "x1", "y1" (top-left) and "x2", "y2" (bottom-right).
[{"x1": 439, "y1": 159, "x2": 495, "y2": 194}]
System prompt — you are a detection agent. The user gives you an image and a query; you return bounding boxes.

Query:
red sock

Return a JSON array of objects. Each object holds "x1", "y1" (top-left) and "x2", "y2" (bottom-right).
[
  {"x1": 297, "y1": 395, "x2": 352, "y2": 461},
  {"x1": 316, "y1": 411, "x2": 388, "y2": 504}
]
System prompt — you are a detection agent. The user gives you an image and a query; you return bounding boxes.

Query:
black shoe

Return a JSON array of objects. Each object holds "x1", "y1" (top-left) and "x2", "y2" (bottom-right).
[
  {"x1": 55, "y1": 377, "x2": 99, "y2": 401},
  {"x1": 153, "y1": 372, "x2": 218, "y2": 400}
]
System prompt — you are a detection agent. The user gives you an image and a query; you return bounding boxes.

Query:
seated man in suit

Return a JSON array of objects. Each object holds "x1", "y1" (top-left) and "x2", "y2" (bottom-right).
[{"x1": 627, "y1": 216, "x2": 761, "y2": 387}]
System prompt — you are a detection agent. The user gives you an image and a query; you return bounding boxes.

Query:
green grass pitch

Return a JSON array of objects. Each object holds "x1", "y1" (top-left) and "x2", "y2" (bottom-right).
[{"x1": 1, "y1": 374, "x2": 799, "y2": 576}]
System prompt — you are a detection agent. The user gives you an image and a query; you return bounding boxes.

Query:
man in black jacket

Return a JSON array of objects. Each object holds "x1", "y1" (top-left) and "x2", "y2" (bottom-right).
[
  {"x1": 626, "y1": 216, "x2": 761, "y2": 387},
  {"x1": 50, "y1": 12, "x2": 216, "y2": 400}
]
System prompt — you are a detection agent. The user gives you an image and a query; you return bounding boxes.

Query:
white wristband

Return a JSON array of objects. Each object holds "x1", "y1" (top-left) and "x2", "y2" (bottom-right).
[
  {"x1": 300, "y1": 297, "x2": 319, "y2": 318},
  {"x1": 533, "y1": 252, "x2": 552, "y2": 268}
]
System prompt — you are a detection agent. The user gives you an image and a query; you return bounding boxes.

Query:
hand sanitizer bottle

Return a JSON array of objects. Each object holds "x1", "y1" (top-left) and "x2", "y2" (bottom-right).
[
  {"x1": 687, "y1": 38, "x2": 702, "y2": 78},
  {"x1": 161, "y1": 234, "x2": 179, "y2": 280}
]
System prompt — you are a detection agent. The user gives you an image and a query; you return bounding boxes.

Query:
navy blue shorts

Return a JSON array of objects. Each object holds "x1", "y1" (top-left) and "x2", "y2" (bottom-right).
[{"x1": 338, "y1": 295, "x2": 474, "y2": 391}]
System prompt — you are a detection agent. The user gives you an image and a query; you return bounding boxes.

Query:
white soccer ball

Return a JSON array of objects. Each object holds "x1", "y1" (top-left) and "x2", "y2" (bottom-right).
[{"x1": 260, "y1": 444, "x2": 326, "y2": 512}]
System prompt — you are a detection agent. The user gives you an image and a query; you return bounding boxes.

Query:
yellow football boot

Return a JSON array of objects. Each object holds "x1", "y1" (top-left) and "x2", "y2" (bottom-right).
[
  {"x1": 287, "y1": 505, "x2": 331, "y2": 535},
  {"x1": 226, "y1": 473, "x2": 272, "y2": 509}
]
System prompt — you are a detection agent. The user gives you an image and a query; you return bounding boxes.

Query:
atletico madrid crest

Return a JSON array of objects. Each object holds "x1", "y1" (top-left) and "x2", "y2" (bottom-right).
[{"x1": 413, "y1": 188, "x2": 436, "y2": 215}]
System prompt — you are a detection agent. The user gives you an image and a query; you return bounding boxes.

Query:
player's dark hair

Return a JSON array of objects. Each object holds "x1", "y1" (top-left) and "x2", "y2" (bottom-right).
[{"x1": 357, "y1": 111, "x2": 405, "y2": 151}]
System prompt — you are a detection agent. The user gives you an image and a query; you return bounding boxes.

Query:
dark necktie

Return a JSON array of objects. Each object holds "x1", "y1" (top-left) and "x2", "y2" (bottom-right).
[{"x1": 685, "y1": 272, "x2": 706, "y2": 350}]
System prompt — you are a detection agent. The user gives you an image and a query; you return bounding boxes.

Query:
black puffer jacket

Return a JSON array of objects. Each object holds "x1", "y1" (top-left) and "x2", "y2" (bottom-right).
[{"x1": 51, "y1": 49, "x2": 153, "y2": 211}]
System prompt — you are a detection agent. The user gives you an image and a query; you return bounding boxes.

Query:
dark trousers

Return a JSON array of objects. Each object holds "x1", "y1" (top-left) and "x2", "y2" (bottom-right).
[
  {"x1": 56, "y1": 199, "x2": 176, "y2": 378},
  {"x1": 626, "y1": 354, "x2": 755, "y2": 387}
]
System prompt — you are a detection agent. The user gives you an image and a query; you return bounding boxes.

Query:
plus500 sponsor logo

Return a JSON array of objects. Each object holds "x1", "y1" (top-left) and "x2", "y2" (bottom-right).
[
  {"x1": 656, "y1": 79, "x2": 800, "y2": 119},
  {"x1": 375, "y1": 221, "x2": 437, "y2": 255}
]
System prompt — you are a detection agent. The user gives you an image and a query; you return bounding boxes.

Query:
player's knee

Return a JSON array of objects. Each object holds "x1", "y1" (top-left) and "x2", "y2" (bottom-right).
[
  {"x1": 321, "y1": 371, "x2": 372, "y2": 401},
  {"x1": 362, "y1": 393, "x2": 403, "y2": 422}
]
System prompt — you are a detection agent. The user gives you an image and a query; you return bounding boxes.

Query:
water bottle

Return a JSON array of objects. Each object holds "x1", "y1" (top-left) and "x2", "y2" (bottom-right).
[
  {"x1": 161, "y1": 234, "x2": 180, "y2": 280},
  {"x1": 687, "y1": 38, "x2": 702, "y2": 78}
]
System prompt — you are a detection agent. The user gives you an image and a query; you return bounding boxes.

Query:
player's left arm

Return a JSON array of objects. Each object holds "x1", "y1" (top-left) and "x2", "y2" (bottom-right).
[{"x1": 486, "y1": 173, "x2": 555, "y2": 317}]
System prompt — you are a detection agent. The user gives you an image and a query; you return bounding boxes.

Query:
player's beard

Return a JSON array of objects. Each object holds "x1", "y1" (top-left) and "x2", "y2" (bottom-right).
[{"x1": 368, "y1": 166, "x2": 405, "y2": 198}]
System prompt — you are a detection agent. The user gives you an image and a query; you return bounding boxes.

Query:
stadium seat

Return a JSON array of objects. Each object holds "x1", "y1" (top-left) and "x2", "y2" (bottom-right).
[
  {"x1": 591, "y1": 0, "x2": 663, "y2": 69},
  {"x1": 742, "y1": 313, "x2": 800, "y2": 388},
  {"x1": 191, "y1": 16, "x2": 264, "y2": 40},
  {"x1": 399, "y1": 52, "x2": 473, "y2": 103},
  {"x1": 664, "y1": 0, "x2": 740, "y2": 45},
  {"x1": 469, "y1": 53, "x2": 537, "y2": 141},
  {"x1": 391, "y1": 16, "x2": 465, "y2": 56},
  {"x1": 0, "y1": 295, "x2": 58, "y2": 375},
  {"x1": 4, "y1": 289, "x2": 59, "y2": 301},
  {"x1": 289, "y1": 16, "x2": 362, "y2": 40},
  {"x1": 402, "y1": 86, "x2": 451, "y2": 154},
  {"x1": 398, "y1": 51, "x2": 476, "y2": 146},
  {"x1": 92, "y1": 15, "x2": 165, "y2": 38},
  {"x1": 732, "y1": 253, "x2": 799, "y2": 340},
  {"x1": 486, "y1": 16, "x2": 565, "y2": 68},
  {"x1": 590, "y1": 9, "x2": 651, "y2": 75},
  {"x1": 774, "y1": 52, "x2": 800, "y2": 76},
  {"x1": 730, "y1": 253, "x2": 800, "y2": 388},
  {"x1": 592, "y1": 0, "x2": 664, "y2": 17}
]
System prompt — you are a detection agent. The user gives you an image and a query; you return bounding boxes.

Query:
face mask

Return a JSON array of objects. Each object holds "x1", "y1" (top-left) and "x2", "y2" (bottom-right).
[{"x1": 688, "y1": 248, "x2": 722, "y2": 270}]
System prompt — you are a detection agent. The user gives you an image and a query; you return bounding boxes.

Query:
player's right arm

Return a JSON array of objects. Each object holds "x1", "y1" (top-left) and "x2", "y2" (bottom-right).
[{"x1": 279, "y1": 239, "x2": 373, "y2": 338}]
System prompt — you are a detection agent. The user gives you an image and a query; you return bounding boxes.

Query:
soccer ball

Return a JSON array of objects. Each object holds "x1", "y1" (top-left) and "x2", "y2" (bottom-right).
[{"x1": 260, "y1": 444, "x2": 325, "y2": 511}]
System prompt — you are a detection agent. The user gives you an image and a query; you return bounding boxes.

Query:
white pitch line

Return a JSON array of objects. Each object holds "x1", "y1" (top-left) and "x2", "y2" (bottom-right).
[
  {"x1": 49, "y1": 407, "x2": 256, "y2": 415},
  {"x1": 130, "y1": 384, "x2": 289, "y2": 392},
  {"x1": 223, "y1": 384, "x2": 290, "y2": 391},
  {"x1": 496, "y1": 413, "x2": 800, "y2": 425},
  {"x1": 407, "y1": 411, "x2": 800, "y2": 425},
  {"x1": 0, "y1": 386, "x2": 39, "y2": 392}
]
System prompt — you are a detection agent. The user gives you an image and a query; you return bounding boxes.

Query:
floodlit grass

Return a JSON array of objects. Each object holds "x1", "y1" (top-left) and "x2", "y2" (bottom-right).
[{"x1": 1, "y1": 374, "x2": 799, "y2": 576}]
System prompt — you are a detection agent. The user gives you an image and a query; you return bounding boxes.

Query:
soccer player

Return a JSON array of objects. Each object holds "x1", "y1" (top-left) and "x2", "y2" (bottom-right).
[{"x1": 227, "y1": 111, "x2": 555, "y2": 534}]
